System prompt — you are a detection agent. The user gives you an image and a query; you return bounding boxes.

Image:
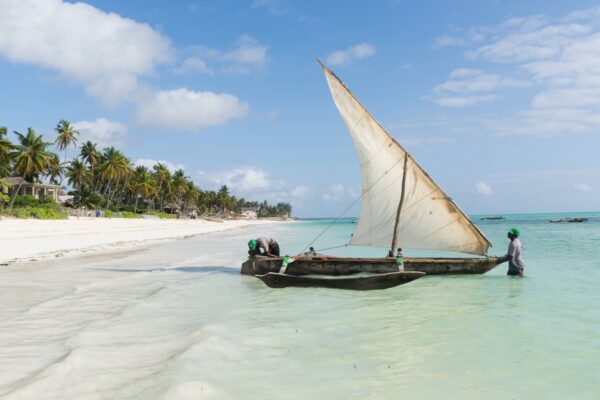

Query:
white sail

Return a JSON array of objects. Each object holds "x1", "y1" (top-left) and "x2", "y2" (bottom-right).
[{"x1": 321, "y1": 64, "x2": 491, "y2": 255}]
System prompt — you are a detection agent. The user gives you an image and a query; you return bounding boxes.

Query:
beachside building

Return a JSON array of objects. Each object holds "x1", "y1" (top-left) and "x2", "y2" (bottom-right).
[
  {"x1": 241, "y1": 206, "x2": 258, "y2": 219},
  {"x1": 2, "y1": 177, "x2": 61, "y2": 202}
]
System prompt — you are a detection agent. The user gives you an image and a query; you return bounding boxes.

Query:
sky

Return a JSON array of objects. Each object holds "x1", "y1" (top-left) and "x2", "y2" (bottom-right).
[{"x1": 1, "y1": 0, "x2": 600, "y2": 217}]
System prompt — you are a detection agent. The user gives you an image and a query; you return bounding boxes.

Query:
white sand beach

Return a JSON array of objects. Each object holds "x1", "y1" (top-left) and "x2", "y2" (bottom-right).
[{"x1": 0, "y1": 217, "x2": 279, "y2": 264}]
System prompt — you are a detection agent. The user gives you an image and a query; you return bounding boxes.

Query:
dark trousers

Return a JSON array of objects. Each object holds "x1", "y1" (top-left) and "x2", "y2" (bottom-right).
[
  {"x1": 270, "y1": 243, "x2": 280, "y2": 256},
  {"x1": 507, "y1": 268, "x2": 523, "y2": 276}
]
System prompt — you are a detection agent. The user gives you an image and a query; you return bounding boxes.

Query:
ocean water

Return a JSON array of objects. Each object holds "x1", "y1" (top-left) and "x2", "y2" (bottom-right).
[{"x1": 1, "y1": 213, "x2": 599, "y2": 399}]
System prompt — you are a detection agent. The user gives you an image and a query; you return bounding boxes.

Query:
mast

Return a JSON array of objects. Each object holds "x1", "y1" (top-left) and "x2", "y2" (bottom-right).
[{"x1": 390, "y1": 153, "x2": 408, "y2": 253}]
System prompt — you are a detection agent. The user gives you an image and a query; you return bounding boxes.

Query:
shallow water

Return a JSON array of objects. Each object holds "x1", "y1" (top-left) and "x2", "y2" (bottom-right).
[{"x1": 1, "y1": 214, "x2": 599, "y2": 399}]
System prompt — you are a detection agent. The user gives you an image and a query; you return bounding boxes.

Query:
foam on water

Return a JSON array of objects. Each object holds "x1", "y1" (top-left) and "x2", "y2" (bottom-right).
[{"x1": 1, "y1": 216, "x2": 599, "y2": 399}]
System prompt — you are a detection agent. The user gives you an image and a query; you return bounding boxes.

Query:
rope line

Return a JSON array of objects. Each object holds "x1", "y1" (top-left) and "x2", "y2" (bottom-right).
[{"x1": 297, "y1": 156, "x2": 404, "y2": 255}]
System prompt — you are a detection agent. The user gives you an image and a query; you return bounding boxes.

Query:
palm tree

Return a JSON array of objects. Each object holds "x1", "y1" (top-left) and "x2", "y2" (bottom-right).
[
  {"x1": 131, "y1": 165, "x2": 156, "y2": 212},
  {"x1": 9, "y1": 128, "x2": 53, "y2": 208},
  {"x1": 54, "y1": 120, "x2": 79, "y2": 166},
  {"x1": 46, "y1": 153, "x2": 64, "y2": 185},
  {"x1": 80, "y1": 141, "x2": 99, "y2": 168},
  {"x1": 98, "y1": 147, "x2": 129, "y2": 206},
  {"x1": 66, "y1": 159, "x2": 90, "y2": 190},
  {"x1": 0, "y1": 126, "x2": 13, "y2": 177},
  {"x1": 152, "y1": 163, "x2": 171, "y2": 211}
]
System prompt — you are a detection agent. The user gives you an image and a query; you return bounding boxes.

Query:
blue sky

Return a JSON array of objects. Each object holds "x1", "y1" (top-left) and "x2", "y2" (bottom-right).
[{"x1": 1, "y1": 0, "x2": 600, "y2": 217}]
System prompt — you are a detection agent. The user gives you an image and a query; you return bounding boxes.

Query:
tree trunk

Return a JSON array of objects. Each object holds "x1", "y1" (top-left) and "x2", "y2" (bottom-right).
[{"x1": 8, "y1": 174, "x2": 27, "y2": 209}]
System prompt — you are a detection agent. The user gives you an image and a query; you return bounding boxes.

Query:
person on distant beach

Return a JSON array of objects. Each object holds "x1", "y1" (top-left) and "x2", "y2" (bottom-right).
[
  {"x1": 496, "y1": 228, "x2": 525, "y2": 277},
  {"x1": 248, "y1": 237, "x2": 280, "y2": 257}
]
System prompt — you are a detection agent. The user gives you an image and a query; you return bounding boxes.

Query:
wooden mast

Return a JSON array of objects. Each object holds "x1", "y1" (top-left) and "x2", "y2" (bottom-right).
[{"x1": 390, "y1": 153, "x2": 409, "y2": 254}]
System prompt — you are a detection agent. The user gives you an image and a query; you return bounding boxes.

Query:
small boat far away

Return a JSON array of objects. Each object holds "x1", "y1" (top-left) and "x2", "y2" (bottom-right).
[
  {"x1": 549, "y1": 217, "x2": 588, "y2": 223},
  {"x1": 244, "y1": 62, "x2": 499, "y2": 289}
]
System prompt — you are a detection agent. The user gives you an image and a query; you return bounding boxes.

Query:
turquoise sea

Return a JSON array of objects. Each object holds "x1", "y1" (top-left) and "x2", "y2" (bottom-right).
[{"x1": 1, "y1": 212, "x2": 599, "y2": 399}]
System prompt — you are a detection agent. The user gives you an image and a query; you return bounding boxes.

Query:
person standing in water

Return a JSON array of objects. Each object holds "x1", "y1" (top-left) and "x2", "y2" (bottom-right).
[{"x1": 496, "y1": 228, "x2": 525, "y2": 277}]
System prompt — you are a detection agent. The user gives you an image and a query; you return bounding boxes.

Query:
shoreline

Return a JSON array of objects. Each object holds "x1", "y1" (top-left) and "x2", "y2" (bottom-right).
[{"x1": 0, "y1": 217, "x2": 283, "y2": 265}]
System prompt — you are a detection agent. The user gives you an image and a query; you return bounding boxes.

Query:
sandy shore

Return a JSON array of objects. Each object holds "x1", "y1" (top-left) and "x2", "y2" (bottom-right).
[{"x1": 0, "y1": 217, "x2": 279, "y2": 264}]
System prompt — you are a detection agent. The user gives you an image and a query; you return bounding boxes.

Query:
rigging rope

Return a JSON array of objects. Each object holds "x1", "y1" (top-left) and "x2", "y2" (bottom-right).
[{"x1": 297, "y1": 156, "x2": 405, "y2": 256}]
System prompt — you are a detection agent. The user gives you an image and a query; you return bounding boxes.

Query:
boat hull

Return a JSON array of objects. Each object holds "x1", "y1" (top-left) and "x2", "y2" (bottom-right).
[
  {"x1": 255, "y1": 271, "x2": 425, "y2": 290},
  {"x1": 241, "y1": 255, "x2": 499, "y2": 276}
]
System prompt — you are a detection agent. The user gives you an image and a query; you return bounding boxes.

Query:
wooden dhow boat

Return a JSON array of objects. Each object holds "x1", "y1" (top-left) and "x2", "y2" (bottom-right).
[{"x1": 243, "y1": 62, "x2": 498, "y2": 286}]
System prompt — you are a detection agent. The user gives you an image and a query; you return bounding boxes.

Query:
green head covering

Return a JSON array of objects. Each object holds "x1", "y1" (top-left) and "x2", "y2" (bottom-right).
[
  {"x1": 508, "y1": 228, "x2": 520, "y2": 237},
  {"x1": 248, "y1": 239, "x2": 257, "y2": 251}
]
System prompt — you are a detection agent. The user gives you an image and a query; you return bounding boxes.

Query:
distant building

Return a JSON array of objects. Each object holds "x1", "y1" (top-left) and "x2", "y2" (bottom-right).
[
  {"x1": 2, "y1": 177, "x2": 61, "y2": 202},
  {"x1": 241, "y1": 206, "x2": 258, "y2": 219}
]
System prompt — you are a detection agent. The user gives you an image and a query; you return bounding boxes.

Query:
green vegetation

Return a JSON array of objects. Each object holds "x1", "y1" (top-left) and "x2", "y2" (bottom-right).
[
  {"x1": 0, "y1": 122, "x2": 292, "y2": 219},
  {"x1": 2, "y1": 195, "x2": 67, "y2": 219}
]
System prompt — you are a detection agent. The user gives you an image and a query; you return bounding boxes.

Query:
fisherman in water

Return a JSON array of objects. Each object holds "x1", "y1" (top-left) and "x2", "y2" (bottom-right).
[
  {"x1": 248, "y1": 238, "x2": 280, "y2": 258},
  {"x1": 496, "y1": 228, "x2": 525, "y2": 277}
]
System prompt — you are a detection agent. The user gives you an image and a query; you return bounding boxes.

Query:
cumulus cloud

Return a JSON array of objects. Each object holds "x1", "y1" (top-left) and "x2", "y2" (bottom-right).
[
  {"x1": 476, "y1": 182, "x2": 492, "y2": 196},
  {"x1": 434, "y1": 6, "x2": 600, "y2": 135},
  {"x1": 136, "y1": 88, "x2": 248, "y2": 130},
  {"x1": 135, "y1": 159, "x2": 186, "y2": 173},
  {"x1": 433, "y1": 35, "x2": 465, "y2": 48},
  {"x1": 198, "y1": 167, "x2": 273, "y2": 192},
  {"x1": 0, "y1": 0, "x2": 252, "y2": 132},
  {"x1": 0, "y1": 0, "x2": 172, "y2": 106},
  {"x1": 326, "y1": 43, "x2": 376, "y2": 66},
  {"x1": 73, "y1": 118, "x2": 128, "y2": 148}
]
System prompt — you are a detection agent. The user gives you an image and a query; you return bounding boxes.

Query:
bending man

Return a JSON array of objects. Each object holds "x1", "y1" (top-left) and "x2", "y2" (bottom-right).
[
  {"x1": 496, "y1": 228, "x2": 525, "y2": 277},
  {"x1": 248, "y1": 238, "x2": 280, "y2": 258}
]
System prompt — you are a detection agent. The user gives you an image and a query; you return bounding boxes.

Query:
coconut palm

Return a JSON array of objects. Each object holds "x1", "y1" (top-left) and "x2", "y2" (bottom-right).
[
  {"x1": 71, "y1": 185, "x2": 103, "y2": 209},
  {"x1": 54, "y1": 120, "x2": 79, "y2": 165},
  {"x1": 46, "y1": 153, "x2": 64, "y2": 185},
  {"x1": 66, "y1": 159, "x2": 90, "y2": 190},
  {"x1": 80, "y1": 141, "x2": 100, "y2": 168},
  {"x1": 9, "y1": 128, "x2": 53, "y2": 208},
  {"x1": 0, "y1": 126, "x2": 13, "y2": 177},
  {"x1": 131, "y1": 165, "x2": 157, "y2": 212},
  {"x1": 152, "y1": 163, "x2": 171, "y2": 211}
]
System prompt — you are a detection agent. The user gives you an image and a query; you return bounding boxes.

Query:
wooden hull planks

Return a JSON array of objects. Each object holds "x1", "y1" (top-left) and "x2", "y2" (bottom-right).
[
  {"x1": 241, "y1": 256, "x2": 499, "y2": 276},
  {"x1": 255, "y1": 271, "x2": 425, "y2": 290}
]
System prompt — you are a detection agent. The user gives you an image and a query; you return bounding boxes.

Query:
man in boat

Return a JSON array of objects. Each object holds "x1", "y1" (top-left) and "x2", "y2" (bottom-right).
[
  {"x1": 248, "y1": 238, "x2": 280, "y2": 258},
  {"x1": 496, "y1": 228, "x2": 525, "y2": 277}
]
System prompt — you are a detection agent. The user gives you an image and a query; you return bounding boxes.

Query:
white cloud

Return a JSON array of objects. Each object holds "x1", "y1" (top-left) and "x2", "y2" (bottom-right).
[
  {"x1": 433, "y1": 35, "x2": 465, "y2": 48},
  {"x1": 174, "y1": 57, "x2": 213, "y2": 75},
  {"x1": 326, "y1": 43, "x2": 376, "y2": 66},
  {"x1": 252, "y1": 0, "x2": 290, "y2": 16},
  {"x1": 0, "y1": 0, "x2": 172, "y2": 106},
  {"x1": 434, "y1": 94, "x2": 497, "y2": 107},
  {"x1": 434, "y1": 7, "x2": 600, "y2": 135},
  {"x1": 185, "y1": 35, "x2": 269, "y2": 75},
  {"x1": 0, "y1": 0, "x2": 252, "y2": 132},
  {"x1": 322, "y1": 184, "x2": 347, "y2": 202},
  {"x1": 574, "y1": 183, "x2": 593, "y2": 193},
  {"x1": 476, "y1": 182, "x2": 492, "y2": 196},
  {"x1": 431, "y1": 69, "x2": 530, "y2": 107},
  {"x1": 291, "y1": 185, "x2": 310, "y2": 198},
  {"x1": 198, "y1": 167, "x2": 273, "y2": 192},
  {"x1": 73, "y1": 118, "x2": 128, "y2": 148},
  {"x1": 136, "y1": 88, "x2": 248, "y2": 130},
  {"x1": 135, "y1": 159, "x2": 186, "y2": 173}
]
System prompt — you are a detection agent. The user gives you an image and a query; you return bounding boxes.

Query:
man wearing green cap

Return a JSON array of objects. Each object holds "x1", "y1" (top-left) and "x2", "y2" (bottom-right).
[
  {"x1": 496, "y1": 228, "x2": 525, "y2": 276},
  {"x1": 248, "y1": 237, "x2": 280, "y2": 258}
]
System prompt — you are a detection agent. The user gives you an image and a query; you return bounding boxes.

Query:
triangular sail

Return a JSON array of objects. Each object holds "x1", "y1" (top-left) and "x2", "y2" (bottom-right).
[{"x1": 320, "y1": 63, "x2": 491, "y2": 256}]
